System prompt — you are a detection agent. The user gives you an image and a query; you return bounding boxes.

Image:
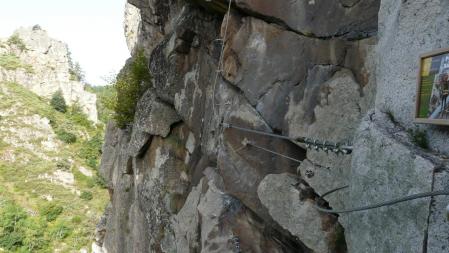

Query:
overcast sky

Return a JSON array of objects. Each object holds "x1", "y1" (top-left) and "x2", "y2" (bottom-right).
[{"x1": 0, "y1": 0, "x2": 131, "y2": 86}]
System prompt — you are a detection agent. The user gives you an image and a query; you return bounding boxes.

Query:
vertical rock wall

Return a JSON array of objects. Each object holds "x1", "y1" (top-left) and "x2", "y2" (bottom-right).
[
  {"x1": 347, "y1": 0, "x2": 449, "y2": 252},
  {"x1": 97, "y1": 0, "x2": 448, "y2": 252}
]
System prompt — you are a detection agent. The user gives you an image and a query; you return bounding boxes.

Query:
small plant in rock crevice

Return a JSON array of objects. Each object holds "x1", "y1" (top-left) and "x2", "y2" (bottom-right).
[
  {"x1": 385, "y1": 109, "x2": 398, "y2": 124},
  {"x1": 113, "y1": 49, "x2": 152, "y2": 128},
  {"x1": 407, "y1": 127, "x2": 429, "y2": 150}
]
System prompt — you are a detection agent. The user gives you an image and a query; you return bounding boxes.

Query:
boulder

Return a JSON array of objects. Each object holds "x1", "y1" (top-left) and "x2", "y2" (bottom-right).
[
  {"x1": 128, "y1": 89, "x2": 181, "y2": 157},
  {"x1": 288, "y1": 69, "x2": 365, "y2": 210},
  {"x1": 346, "y1": 110, "x2": 448, "y2": 252},
  {"x1": 218, "y1": 95, "x2": 305, "y2": 223},
  {"x1": 258, "y1": 173, "x2": 346, "y2": 253}
]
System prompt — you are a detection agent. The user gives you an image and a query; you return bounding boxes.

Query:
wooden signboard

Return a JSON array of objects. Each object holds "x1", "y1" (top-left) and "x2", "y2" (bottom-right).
[{"x1": 416, "y1": 48, "x2": 449, "y2": 125}]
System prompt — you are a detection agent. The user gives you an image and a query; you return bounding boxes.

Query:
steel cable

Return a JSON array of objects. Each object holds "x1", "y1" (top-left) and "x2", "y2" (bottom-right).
[
  {"x1": 211, "y1": 0, "x2": 232, "y2": 119},
  {"x1": 222, "y1": 123, "x2": 353, "y2": 154},
  {"x1": 246, "y1": 141, "x2": 303, "y2": 164},
  {"x1": 315, "y1": 188, "x2": 449, "y2": 214}
]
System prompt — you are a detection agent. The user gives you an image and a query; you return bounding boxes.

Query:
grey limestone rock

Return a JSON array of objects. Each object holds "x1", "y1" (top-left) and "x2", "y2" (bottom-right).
[
  {"x1": 347, "y1": 110, "x2": 448, "y2": 252},
  {"x1": 258, "y1": 173, "x2": 345, "y2": 253},
  {"x1": 97, "y1": 0, "x2": 449, "y2": 252},
  {"x1": 233, "y1": 0, "x2": 380, "y2": 38}
]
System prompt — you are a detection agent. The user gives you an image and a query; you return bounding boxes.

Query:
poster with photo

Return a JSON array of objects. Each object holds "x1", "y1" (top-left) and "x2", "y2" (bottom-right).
[{"x1": 416, "y1": 48, "x2": 449, "y2": 125}]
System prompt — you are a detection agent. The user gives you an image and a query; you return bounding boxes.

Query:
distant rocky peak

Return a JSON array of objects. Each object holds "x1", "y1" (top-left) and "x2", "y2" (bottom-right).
[{"x1": 0, "y1": 26, "x2": 98, "y2": 123}]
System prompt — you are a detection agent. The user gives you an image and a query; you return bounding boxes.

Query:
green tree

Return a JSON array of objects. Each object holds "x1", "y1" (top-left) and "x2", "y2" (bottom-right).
[
  {"x1": 113, "y1": 49, "x2": 152, "y2": 128},
  {"x1": 67, "y1": 48, "x2": 84, "y2": 82},
  {"x1": 50, "y1": 90, "x2": 67, "y2": 113},
  {"x1": 69, "y1": 62, "x2": 85, "y2": 82}
]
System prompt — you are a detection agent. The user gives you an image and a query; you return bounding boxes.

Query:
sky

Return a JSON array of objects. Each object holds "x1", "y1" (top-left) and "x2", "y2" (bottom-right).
[{"x1": 0, "y1": 0, "x2": 131, "y2": 86}]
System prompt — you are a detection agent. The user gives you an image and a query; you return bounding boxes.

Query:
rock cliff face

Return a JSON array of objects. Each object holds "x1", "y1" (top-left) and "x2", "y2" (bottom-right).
[
  {"x1": 97, "y1": 0, "x2": 449, "y2": 252},
  {"x1": 0, "y1": 26, "x2": 98, "y2": 122}
]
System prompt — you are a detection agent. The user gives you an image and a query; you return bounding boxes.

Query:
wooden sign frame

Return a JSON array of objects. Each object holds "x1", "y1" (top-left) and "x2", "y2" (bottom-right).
[{"x1": 415, "y1": 47, "x2": 449, "y2": 126}]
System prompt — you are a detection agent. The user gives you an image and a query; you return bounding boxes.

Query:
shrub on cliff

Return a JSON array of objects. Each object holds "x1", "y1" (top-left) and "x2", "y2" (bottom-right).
[
  {"x1": 113, "y1": 49, "x2": 152, "y2": 128},
  {"x1": 79, "y1": 133, "x2": 102, "y2": 168},
  {"x1": 68, "y1": 103, "x2": 91, "y2": 128},
  {"x1": 50, "y1": 90, "x2": 67, "y2": 113},
  {"x1": 55, "y1": 129, "x2": 77, "y2": 144},
  {"x1": 7, "y1": 34, "x2": 27, "y2": 52}
]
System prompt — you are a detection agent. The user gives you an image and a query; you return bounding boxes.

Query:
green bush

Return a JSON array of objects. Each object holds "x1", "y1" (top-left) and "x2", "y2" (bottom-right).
[
  {"x1": 7, "y1": 34, "x2": 27, "y2": 51},
  {"x1": 21, "y1": 217, "x2": 49, "y2": 252},
  {"x1": 56, "y1": 129, "x2": 77, "y2": 144},
  {"x1": 94, "y1": 173, "x2": 108, "y2": 189},
  {"x1": 113, "y1": 49, "x2": 152, "y2": 128},
  {"x1": 80, "y1": 191, "x2": 93, "y2": 201},
  {"x1": 49, "y1": 221, "x2": 71, "y2": 240},
  {"x1": 79, "y1": 133, "x2": 103, "y2": 169},
  {"x1": 50, "y1": 90, "x2": 67, "y2": 113},
  {"x1": 39, "y1": 203, "x2": 63, "y2": 222},
  {"x1": 0, "y1": 202, "x2": 27, "y2": 251},
  {"x1": 68, "y1": 103, "x2": 91, "y2": 127},
  {"x1": 0, "y1": 202, "x2": 49, "y2": 252},
  {"x1": 85, "y1": 177, "x2": 96, "y2": 188}
]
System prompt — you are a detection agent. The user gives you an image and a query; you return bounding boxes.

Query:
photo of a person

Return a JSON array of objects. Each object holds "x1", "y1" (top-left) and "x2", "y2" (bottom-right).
[{"x1": 437, "y1": 71, "x2": 449, "y2": 117}]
